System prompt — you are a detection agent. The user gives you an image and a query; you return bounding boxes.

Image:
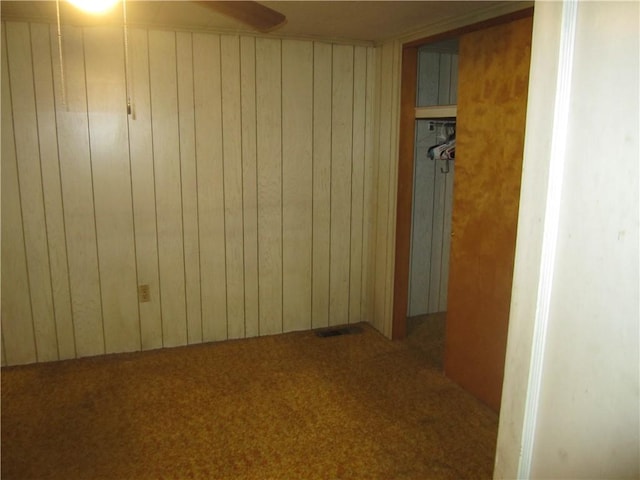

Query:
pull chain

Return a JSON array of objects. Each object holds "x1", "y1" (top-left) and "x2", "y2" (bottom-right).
[
  {"x1": 56, "y1": 0, "x2": 67, "y2": 109},
  {"x1": 122, "y1": 0, "x2": 132, "y2": 116}
]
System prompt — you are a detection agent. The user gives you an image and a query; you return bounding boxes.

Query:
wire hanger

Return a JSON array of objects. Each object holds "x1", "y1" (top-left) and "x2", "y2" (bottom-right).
[{"x1": 426, "y1": 121, "x2": 456, "y2": 173}]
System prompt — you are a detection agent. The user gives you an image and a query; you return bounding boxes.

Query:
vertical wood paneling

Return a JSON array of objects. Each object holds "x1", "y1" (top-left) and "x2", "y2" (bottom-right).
[
  {"x1": 408, "y1": 141, "x2": 455, "y2": 317},
  {"x1": 384, "y1": 42, "x2": 401, "y2": 338},
  {"x1": 176, "y1": 31, "x2": 203, "y2": 345},
  {"x1": 408, "y1": 122, "x2": 436, "y2": 316},
  {"x1": 311, "y1": 42, "x2": 332, "y2": 329},
  {"x1": 439, "y1": 164, "x2": 455, "y2": 310},
  {"x1": 240, "y1": 36, "x2": 259, "y2": 338},
  {"x1": 361, "y1": 46, "x2": 378, "y2": 323},
  {"x1": 373, "y1": 40, "x2": 402, "y2": 338},
  {"x1": 128, "y1": 28, "x2": 163, "y2": 350},
  {"x1": 373, "y1": 41, "x2": 396, "y2": 334},
  {"x1": 52, "y1": 24, "x2": 105, "y2": 358},
  {"x1": 417, "y1": 49, "x2": 459, "y2": 107},
  {"x1": 6, "y1": 22, "x2": 58, "y2": 362},
  {"x1": 349, "y1": 46, "x2": 367, "y2": 324},
  {"x1": 31, "y1": 23, "x2": 75, "y2": 360},
  {"x1": 438, "y1": 54, "x2": 452, "y2": 105},
  {"x1": 408, "y1": 44, "x2": 459, "y2": 317},
  {"x1": 148, "y1": 30, "x2": 187, "y2": 348},
  {"x1": 408, "y1": 120, "x2": 457, "y2": 317},
  {"x1": 329, "y1": 45, "x2": 354, "y2": 327},
  {"x1": 417, "y1": 51, "x2": 439, "y2": 107},
  {"x1": 282, "y1": 39, "x2": 313, "y2": 332},
  {"x1": 449, "y1": 55, "x2": 459, "y2": 104},
  {"x1": 428, "y1": 158, "x2": 447, "y2": 312},
  {"x1": 193, "y1": 33, "x2": 227, "y2": 342},
  {"x1": 255, "y1": 37, "x2": 282, "y2": 336},
  {"x1": 221, "y1": 35, "x2": 246, "y2": 339},
  {"x1": 1, "y1": 26, "x2": 37, "y2": 365},
  {"x1": 84, "y1": 26, "x2": 139, "y2": 354},
  {"x1": 2, "y1": 21, "x2": 378, "y2": 365}
]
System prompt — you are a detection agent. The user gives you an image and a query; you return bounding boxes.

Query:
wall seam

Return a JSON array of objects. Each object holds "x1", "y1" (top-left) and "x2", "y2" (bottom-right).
[
  {"x1": 359, "y1": 47, "x2": 369, "y2": 322},
  {"x1": 310, "y1": 42, "x2": 315, "y2": 329},
  {"x1": 193, "y1": 33, "x2": 205, "y2": 343},
  {"x1": 29, "y1": 22, "x2": 60, "y2": 360},
  {"x1": 175, "y1": 31, "x2": 190, "y2": 345},
  {"x1": 347, "y1": 46, "x2": 355, "y2": 324},
  {"x1": 254, "y1": 37, "x2": 260, "y2": 337},
  {"x1": 280, "y1": 38, "x2": 284, "y2": 333},
  {"x1": 217, "y1": 34, "x2": 230, "y2": 341},
  {"x1": 124, "y1": 27, "x2": 143, "y2": 353},
  {"x1": 190, "y1": 32, "x2": 202, "y2": 344},
  {"x1": 4, "y1": 24, "x2": 39, "y2": 362},
  {"x1": 328, "y1": 43, "x2": 333, "y2": 327},
  {"x1": 147, "y1": 28, "x2": 165, "y2": 348},
  {"x1": 238, "y1": 35, "x2": 247, "y2": 338},
  {"x1": 47, "y1": 22, "x2": 78, "y2": 358},
  {"x1": 81, "y1": 27, "x2": 107, "y2": 355}
]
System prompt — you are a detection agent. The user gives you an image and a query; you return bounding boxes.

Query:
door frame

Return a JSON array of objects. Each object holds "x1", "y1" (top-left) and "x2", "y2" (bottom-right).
[{"x1": 391, "y1": 7, "x2": 535, "y2": 340}]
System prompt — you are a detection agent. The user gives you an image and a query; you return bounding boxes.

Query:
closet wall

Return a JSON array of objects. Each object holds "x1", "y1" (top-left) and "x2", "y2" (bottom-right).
[
  {"x1": 408, "y1": 120, "x2": 455, "y2": 316},
  {"x1": 1, "y1": 21, "x2": 377, "y2": 366},
  {"x1": 407, "y1": 43, "x2": 458, "y2": 317}
]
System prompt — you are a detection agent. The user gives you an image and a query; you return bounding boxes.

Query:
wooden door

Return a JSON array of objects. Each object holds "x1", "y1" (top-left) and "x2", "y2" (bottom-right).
[{"x1": 444, "y1": 16, "x2": 533, "y2": 411}]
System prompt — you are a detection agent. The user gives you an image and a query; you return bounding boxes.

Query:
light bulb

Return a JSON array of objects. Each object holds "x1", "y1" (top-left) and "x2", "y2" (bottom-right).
[{"x1": 66, "y1": 0, "x2": 119, "y2": 14}]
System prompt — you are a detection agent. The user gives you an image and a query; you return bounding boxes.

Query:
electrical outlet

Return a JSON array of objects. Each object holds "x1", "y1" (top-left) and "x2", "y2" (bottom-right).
[{"x1": 138, "y1": 284, "x2": 151, "y2": 303}]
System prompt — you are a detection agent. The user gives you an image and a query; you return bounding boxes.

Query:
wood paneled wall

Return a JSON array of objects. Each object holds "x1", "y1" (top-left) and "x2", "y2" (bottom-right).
[
  {"x1": 369, "y1": 40, "x2": 402, "y2": 338},
  {"x1": 1, "y1": 21, "x2": 377, "y2": 366},
  {"x1": 408, "y1": 121, "x2": 455, "y2": 317}
]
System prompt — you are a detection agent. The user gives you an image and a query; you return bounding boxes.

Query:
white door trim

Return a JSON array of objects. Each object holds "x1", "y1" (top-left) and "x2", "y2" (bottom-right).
[{"x1": 517, "y1": 1, "x2": 579, "y2": 477}]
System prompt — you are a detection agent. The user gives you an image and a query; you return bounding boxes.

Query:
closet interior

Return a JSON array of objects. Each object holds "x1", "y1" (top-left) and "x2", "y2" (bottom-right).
[{"x1": 407, "y1": 39, "x2": 459, "y2": 319}]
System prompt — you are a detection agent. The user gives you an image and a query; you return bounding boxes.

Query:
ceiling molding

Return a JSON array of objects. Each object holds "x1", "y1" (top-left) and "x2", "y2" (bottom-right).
[{"x1": 387, "y1": 1, "x2": 534, "y2": 46}]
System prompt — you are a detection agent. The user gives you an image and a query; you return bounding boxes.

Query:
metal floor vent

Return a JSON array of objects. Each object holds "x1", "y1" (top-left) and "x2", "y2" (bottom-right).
[{"x1": 315, "y1": 325, "x2": 363, "y2": 338}]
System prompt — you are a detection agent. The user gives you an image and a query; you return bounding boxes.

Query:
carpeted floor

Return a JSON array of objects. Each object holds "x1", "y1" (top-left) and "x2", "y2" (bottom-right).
[
  {"x1": 1, "y1": 322, "x2": 497, "y2": 479},
  {"x1": 405, "y1": 312, "x2": 447, "y2": 371}
]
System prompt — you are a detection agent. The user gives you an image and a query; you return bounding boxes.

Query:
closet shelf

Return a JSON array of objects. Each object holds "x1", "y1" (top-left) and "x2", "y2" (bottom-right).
[{"x1": 415, "y1": 105, "x2": 457, "y2": 119}]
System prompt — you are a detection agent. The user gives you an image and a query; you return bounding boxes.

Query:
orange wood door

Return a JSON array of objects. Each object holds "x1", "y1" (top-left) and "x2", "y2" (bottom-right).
[{"x1": 444, "y1": 16, "x2": 533, "y2": 412}]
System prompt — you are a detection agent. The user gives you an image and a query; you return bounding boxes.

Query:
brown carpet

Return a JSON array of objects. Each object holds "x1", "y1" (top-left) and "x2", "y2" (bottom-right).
[
  {"x1": 1, "y1": 322, "x2": 497, "y2": 479},
  {"x1": 405, "y1": 313, "x2": 447, "y2": 371}
]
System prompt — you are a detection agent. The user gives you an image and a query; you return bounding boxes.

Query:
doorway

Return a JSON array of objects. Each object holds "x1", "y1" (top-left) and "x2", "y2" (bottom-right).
[
  {"x1": 405, "y1": 40, "x2": 459, "y2": 368},
  {"x1": 407, "y1": 40, "x2": 458, "y2": 319},
  {"x1": 392, "y1": 9, "x2": 534, "y2": 411}
]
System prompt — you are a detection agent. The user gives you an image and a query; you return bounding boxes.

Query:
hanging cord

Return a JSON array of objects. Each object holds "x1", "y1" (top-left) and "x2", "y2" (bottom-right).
[
  {"x1": 122, "y1": 0, "x2": 132, "y2": 116},
  {"x1": 56, "y1": 0, "x2": 67, "y2": 108}
]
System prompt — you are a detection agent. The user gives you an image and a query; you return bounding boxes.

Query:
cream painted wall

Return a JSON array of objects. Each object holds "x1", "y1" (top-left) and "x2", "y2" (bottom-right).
[
  {"x1": 1, "y1": 21, "x2": 377, "y2": 365},
  {"x1": 495, "y1": 1, "x2": 639, "y2": 478}
]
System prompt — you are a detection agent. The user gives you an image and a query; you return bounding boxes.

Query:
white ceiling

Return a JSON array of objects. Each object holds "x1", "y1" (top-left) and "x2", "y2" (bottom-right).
[{"x1": 0, "y1": 1, "x2": 527, "y2": 43}]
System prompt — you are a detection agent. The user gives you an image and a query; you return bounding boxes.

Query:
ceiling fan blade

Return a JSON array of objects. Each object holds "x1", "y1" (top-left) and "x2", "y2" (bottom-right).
[{"x1": 197, "y1": 1, "x2": 287, "y2": 33}]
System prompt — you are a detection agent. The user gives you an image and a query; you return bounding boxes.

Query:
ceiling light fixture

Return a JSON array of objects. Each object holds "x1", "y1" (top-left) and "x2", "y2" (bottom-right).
[{"x1": 66, "y1": 0, "x2": 119, "y2": 14}]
